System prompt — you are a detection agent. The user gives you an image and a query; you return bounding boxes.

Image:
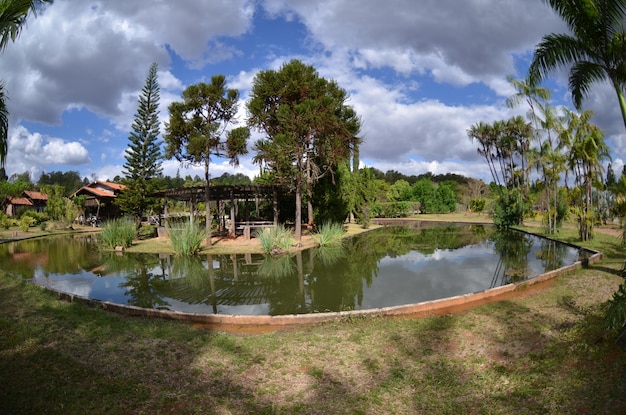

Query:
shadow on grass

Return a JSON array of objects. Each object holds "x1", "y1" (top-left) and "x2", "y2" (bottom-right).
[{"x1": 2, "y1": 267, "x2": 626, "y2": 414}]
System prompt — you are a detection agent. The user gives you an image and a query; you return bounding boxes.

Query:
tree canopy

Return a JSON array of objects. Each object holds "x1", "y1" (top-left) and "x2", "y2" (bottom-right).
[
  {"x1": 0, "y1": 0, "x2": 51, "y2": 167},
  {"x1": 528, "y1": 0, "x2": 626, "y2": 129},
  {"x1": 247, "y1": 59, "x2": 361, "y2": 239},
  {"x1": 164, "y1": 75, "x2": 250, "y2": 243},
  {"x1": 116, "y1": 62, "x2": 163, "y2": 222}
]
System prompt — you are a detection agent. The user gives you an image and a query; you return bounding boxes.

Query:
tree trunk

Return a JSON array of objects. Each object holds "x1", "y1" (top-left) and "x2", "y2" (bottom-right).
[
  {"x1": 613, "y1": 80, "x2": 626, "y2": 132},
  {"x1": 205, "y1": 158, "x2": 212, "y2": 245},
  {"x1": 306, "y1": 157, "x2": 314, "y2": 227},
  {"x1": 295, "y1": 178, "x2": 302, "y2": 241}
]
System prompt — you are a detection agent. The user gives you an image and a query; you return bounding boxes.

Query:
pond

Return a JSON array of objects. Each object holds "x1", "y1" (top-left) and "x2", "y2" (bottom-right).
[{"x1": 0, "y1": 222, "x2": 586, "y2": 316}]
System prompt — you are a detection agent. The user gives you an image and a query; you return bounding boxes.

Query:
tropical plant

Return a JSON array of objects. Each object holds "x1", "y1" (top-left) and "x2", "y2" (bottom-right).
[
  {"x1": 116, "y1": 62, "x2": 163, "y2": 224},
  {"x1": 164, "y1": 76, "x2": 250, "y2": 244},
  {"x1": 0, "y1": 0, "x2": 51, "y2": 167},
  {"x1": 18, "y1": 215, "x2": 34, "y2": 231},
  {"x1": 255, "y1": 225, "x2": 294, "y2": 254},
  {"x1": 560, "y1": 109, "x2": 610, "y2": 240},
  {"x1": 528, "y1": 0, "x2": 626, "y2": 130},
  {"x1": 313, "y1": 221, "x2": 345, "y2": 247},
  {"x1": 167, "y1": 219, "x2": 206, "y2": 256},
  {"x1": 98, "y1": 218, "x2": 137, "y2": 249},
  {"x1": 468, "y1": 117, "x2": 534, "y2": 227},
  {"x1": 605, "y1": 282, "x2": 626, "y2": 344}
]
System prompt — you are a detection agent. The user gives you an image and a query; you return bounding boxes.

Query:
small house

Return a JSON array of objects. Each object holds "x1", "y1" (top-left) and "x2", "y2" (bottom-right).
[
  {"x1": 2, "y1": 190, "x2": 49, "y2": 217},
  {"x1": 69, "y1": 181, "x2": 126, "y2": 221}
]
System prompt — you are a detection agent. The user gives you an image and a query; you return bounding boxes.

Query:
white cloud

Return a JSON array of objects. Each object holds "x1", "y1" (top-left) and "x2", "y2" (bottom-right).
[
  {"x1": 7, "y1": 125, "x2": 91, "y2": 179},
  {"x1": 5, "y1": 0, "x2": 626, "y2": 185}
]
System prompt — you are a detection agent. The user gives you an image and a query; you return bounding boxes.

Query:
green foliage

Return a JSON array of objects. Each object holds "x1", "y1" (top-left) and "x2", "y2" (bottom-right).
[
  {"x1": 492, "y1": 187, "x2": 528, "y2": 229},
  {"x1": 116, "y1": 62, "x2": 163, "y2": 221},
  {"x1": 20, "y1": 210, "x2": 46, "y2": 225},
  {"x1": 469, "y1": 198, "x2": 486, "y2": 212},
  {"x1": 0, "y1": 178, "x2": 30, "y2": 200},
  {"x1": 313, "y1": 221, "x2": 345, "y2": 247},
  {"x1": 42, "y1": 184, "x2": 78, "y2": 225},
  {"x1": 38, "y1": 170, "x2": 85, "y2": 196},
  {"x1": 313, "y1": 167, "x2": 349, "y2": 224},
  {"x1": 167, "y1": 219, "x2": 206, "y2": 256},
  {"x1": 18, "y1": 215, "x2": 35, "y2": 231},
  {"x1": 137, "y1": 225, "x2": 156, "y2": 240},
  {"x1": 378, "y1": 201, "x2": 417, "y2": 218},
  {"x1": 606, "y1": 283, "x2": 626, "y2": 333},
  {"x1": 255, "y1": 225, "x2": 294, "y2": 254},
  {"x1": 99, "y1": 218, "x2": 137, "y2": 249},
  {"x1": 409, "y1": 179, "x2": 457, "y2": 214},
  {"x1": 356, "y1": 169, "x2": 381, "y2": 228},
  {"x1": 0, "y1": 211, "x2": 9, "y2": 229},
  {"x1": 387, "y1": 179, "x2": 412, "y2": 202},
  {"x1": 210, "y1": 172, "x2": 251, "y2": 186},
  {"x1": 164, "y1": 75, "x2": 250, "y2": 241},
  {"x1": 247, "y1": 59, "x2": 360, "y2": 239}
]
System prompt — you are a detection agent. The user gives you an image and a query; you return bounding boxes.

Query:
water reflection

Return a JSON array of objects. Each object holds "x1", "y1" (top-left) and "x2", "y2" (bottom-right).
[{"x1": 0, "y1": 223, "x2": 585, "y2": 316}]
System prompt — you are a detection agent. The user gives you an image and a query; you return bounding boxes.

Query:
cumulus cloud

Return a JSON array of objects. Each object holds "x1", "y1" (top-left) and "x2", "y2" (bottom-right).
[
  {"x1": 6, "y1": 0, "x2": 626, "y2": 183},
  {"x1": 7, "y1": 125, "x2": 91, "y2": 178}
]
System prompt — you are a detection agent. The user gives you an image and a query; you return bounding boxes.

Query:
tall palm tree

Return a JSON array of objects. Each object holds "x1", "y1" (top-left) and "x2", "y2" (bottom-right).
[
  {"x1": 506, "y1": 76, "x2": 551, "y2": 130},
  {"x1": 0, "y1": 0, "x2": 50, "y2": 167},
  {"x1": 528, "y1": 0, "x2": 626, "y2": 130},
  {"x1": 560, "y1": 108, "x2": 611, "y2": 240}
]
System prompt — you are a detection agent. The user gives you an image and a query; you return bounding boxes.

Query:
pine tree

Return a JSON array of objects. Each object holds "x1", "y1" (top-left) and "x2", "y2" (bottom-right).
[
  {"x1": 606, "y1": 162, "x2": 617, "y2": 190},
  {"x1": 116, "y1": 62, "x2": 163, "y2": 223}
]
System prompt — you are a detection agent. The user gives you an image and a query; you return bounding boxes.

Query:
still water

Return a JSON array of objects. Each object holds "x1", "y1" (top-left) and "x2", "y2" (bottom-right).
[{"x1": 0, "y1": 222, "x2": 585, "y2": 316}]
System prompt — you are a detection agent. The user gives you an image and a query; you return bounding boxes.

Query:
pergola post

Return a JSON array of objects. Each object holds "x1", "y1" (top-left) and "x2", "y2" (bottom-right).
[
  {"x1": 229, "y1": 189, "x2": 236, "y2": 237},
  {"x1": 273, "y1": 188, "x2": 279, "y2": 226}
]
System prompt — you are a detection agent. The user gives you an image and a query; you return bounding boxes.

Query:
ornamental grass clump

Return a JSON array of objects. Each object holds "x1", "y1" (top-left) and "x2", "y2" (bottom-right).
[
  {"x1": 313, "y1": 221, "x2": 345, "y2": 247},
  {"x1": 255, "y1": 225, "x2": 294, "y2": 255},
  {"x1": 99, "y1": 218, "x2": 136, "y2": 249},
  {"x1": 168, "y1": 219, "x2": 206, "y2": 256}
]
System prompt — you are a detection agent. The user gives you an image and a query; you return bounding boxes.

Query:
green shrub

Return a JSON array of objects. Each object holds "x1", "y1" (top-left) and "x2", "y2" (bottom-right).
[
  {"x1": 606, "y1": 282, "x2": 626, "y2": 333},
  {"x1": 99, "y1": 218, "x2": 136, "y2": 249},
  {"x1": 313, "y1": 221, "x2": 345, "y2": 247},
  {"x1": 0, "y1": 212, "x2": 10, "y2": 229},
  {"x1": 21, "y1": 210, "x2": 47, "y2": 225},
  {"x1": 167, "y1": 219, "x2": 205, "y2": 256},
  {"x1": 255, "y1": 225, "x2": 294, "y2": 254},
  {"x1": 469, "y1": 198, "x2": 486, "y2": 213},
  {"x1": 19, "y1": 216, "x2": 36, "y2": 232},
  {"x1": 138, "y1": 225, "x2": 156, "y2": 240}
]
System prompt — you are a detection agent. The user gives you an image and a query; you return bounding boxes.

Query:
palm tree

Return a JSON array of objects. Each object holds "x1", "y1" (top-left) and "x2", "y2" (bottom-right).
[
  {"x1": 528, "y1": 0, "x2": 626, "y2": 130},
  {"x1": 560, "y1": 109, "x2": 611, "y2": 240},
  {"x1": 0, "y1": 0, "x2": 50, "y2": 167}
]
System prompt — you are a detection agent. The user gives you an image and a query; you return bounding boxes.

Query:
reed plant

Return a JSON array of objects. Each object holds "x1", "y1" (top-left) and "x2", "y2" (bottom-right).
[
  {"x1": 255, "y1": 224, "x2": 294, "y2": 254},
  {"x1": 167, "y1": 219, "x2": 206, "y2": 256},
  {"x1": 313, "y1": 221, "x2": 345, "y2": 246},
  {"x1": 99, "y1": 218, "x2": 136, "y2": 249}
]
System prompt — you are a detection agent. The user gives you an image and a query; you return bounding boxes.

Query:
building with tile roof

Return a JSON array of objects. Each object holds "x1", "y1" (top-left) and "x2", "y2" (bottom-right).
[
  {"x1": 69, "y1": 181, "x2": 126, "y2": 221},
  {"x1": 2, "y1": 190, "x2": 49, "y2": 217}
]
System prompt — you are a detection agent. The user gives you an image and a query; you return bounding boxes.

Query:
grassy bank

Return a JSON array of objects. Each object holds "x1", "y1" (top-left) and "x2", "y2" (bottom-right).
[{"x1": 1, "y1": 218, "x2": 625, "y2": 414}]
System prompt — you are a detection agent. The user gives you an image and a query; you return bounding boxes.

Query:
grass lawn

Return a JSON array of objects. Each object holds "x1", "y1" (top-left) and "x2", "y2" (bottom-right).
[{"x1": 0, "y1": 216, "x2": 625, "y2": 414}]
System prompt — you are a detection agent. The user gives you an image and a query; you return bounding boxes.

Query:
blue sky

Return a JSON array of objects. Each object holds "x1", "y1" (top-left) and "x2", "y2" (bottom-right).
[{"x1": 3, "y1": 0, "x2": 625, "y2": 184}]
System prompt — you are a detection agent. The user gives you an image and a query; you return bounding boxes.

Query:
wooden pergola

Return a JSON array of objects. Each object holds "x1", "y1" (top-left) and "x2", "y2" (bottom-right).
[{"x1": 153, "y1": 184, "x2": 285, "y2": 237}]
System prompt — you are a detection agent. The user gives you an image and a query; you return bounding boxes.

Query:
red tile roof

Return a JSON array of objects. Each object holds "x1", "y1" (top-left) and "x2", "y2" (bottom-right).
[
  {"x1": 23, "y1": 190, "x2": 49, "y2": 200},
  {"x1": 8, "y1": 197, "x2": 33, "y2": 206}
]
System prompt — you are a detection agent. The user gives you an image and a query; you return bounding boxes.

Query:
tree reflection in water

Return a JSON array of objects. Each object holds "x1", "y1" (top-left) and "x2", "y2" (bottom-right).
[{"x1": 1, "y1": 224, "x2": 583, "y2": 316}]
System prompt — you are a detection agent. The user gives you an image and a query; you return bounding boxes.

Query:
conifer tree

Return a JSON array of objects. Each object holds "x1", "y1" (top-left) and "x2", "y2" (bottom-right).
[{"x1": 116, "y1": 62, "x2": 163, "y2": 223}]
